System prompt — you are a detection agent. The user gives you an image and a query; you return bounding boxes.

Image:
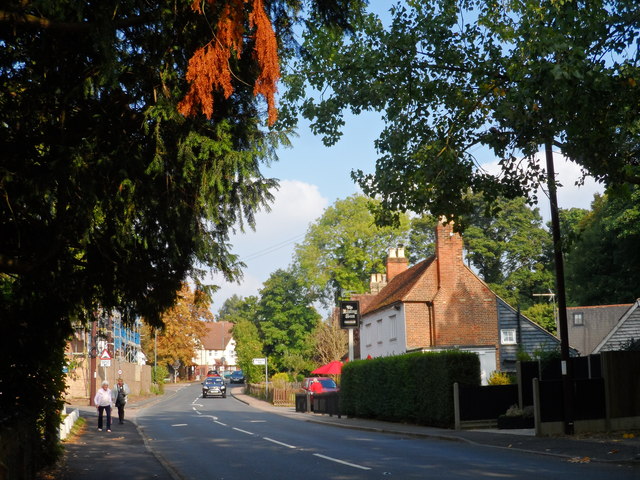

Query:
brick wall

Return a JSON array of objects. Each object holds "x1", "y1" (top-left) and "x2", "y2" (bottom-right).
[{"x1": 431, "y1": 221, "x2": 499, "y2": 349}]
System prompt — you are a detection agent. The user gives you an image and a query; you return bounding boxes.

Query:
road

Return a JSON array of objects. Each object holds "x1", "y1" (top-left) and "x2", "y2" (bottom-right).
[{"x1": 136, "y1": 383, "x2": 638, "y2": 479}]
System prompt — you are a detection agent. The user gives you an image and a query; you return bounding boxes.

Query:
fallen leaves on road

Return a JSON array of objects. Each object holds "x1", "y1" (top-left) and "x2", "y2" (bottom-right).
[{"x1": 568, "y1": 456, "x2": 591, "y2": 463}]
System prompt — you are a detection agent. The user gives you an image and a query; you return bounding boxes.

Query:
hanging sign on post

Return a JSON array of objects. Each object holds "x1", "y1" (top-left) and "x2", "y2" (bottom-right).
[{"x1": 339, "y1": 300, "x2": 360, "y2": 328}]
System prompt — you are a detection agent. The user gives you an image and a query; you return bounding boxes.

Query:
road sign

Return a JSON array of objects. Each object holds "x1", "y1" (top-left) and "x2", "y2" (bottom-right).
[
  {"x1": 100, "y1": 360, "x2": 111, "y2": 367},
  {"x1": 252, "y1": 357, "x2": 266, "y2": 365},
  {"x1": 99, "y1": 348, "x2": 112, "y2": 360},
  {"x1": 340, "y1": 300, "x2": 360, "y2": 328}
]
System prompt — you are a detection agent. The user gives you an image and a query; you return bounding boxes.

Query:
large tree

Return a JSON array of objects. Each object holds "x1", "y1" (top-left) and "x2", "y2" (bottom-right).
[
  {"x1": 462, "y1": 194, "x2": 554, "y2": 309},
  {"x1": 0, "y1": 1, "x2": 366, "y2": 475},
  {"x1": 564, "y1": 187, "x2": 640, "y2": 305},
  {"x1": 141, "y1": 283, "x2": 210, "y2": 374},
  {"x1": 288, "y1": 1, "x2": 640, "y2": 221},
  {"x1": 255, "y1": 268, "x2": 321, "y2": 372},
  {"x1": 294, "y1": 194, "x2": 410, "y2": 305}
]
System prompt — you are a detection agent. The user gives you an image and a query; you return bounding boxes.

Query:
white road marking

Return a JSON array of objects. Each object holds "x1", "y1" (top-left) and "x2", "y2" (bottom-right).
[
  {"x1": 171, "y1": 424, "x2": 188, "y2": 427},
  {"x1": 313, "y1": 453, "x2": 371, "y2": 471},
  {"x1": 214, "y1": 420, "x2": 227, "y2": 426},
  {"x1": 233, "y1": 427, "x2": 254, "y2": 435},
  {"x1": 249, "y1": 420, "x2": 266, "y2": 423},
  {"x1": 263, "y1": 437, "x2": 296, "y2": 449}
]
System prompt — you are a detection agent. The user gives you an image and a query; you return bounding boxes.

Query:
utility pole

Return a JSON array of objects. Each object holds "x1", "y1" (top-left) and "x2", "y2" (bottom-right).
[
  {"x1": 545, "y1": 141, "x2": 574, "y2": 435},
  {"x1": 89, "y1": 319, "x2": 97, "y2": 406}
]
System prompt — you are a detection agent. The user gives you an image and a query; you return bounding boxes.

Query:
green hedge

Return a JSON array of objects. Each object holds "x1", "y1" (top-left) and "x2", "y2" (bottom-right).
[{"x1": 341, "y1": 351, "x2": 480, "y2": 428}]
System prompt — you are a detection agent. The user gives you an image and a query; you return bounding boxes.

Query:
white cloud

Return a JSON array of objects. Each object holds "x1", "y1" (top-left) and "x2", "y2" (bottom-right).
[
  {"x1": 208, "y1": 179, "x2": 328, "y2": 313},
  {"x1": 481, "y1": 150, "x2": 604, "y2": 220}
]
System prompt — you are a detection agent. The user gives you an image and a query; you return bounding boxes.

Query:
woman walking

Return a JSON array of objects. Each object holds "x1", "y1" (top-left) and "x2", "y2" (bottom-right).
[{"x1": 94, "y1": 380, "x2": 113, "y2": 432}]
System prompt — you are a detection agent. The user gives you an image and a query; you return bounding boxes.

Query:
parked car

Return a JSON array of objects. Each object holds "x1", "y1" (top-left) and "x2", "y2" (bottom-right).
[
  {"x1": 230, "y1": 370, "x2": 245, "y2": 384},
  {"x1": 202, "y1": 377, "x2": 226, "y2": 398},
  {"x1": 301, "y1": 377, "x2": 338, "y2": 396},
  {"x1": 223, "y1": 371, "x2": 232, "y2": 380}
]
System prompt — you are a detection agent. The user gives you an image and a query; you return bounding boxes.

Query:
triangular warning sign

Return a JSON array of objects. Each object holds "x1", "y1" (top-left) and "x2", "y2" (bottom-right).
[{"x1": 100, "y1": 349, "x2": 112, "y2": 360}]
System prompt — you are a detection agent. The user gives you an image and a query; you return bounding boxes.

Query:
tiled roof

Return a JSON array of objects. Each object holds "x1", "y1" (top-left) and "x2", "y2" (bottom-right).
[
  {"x1": 362, "y1": 257, "x2": 435, "y2": 315},
  {"x1": 200, "y1": 321, "x2": 233, "y2": 350}
]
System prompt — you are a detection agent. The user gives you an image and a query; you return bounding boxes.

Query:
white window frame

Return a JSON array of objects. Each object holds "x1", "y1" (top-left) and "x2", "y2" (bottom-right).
[
  {"x1": 389, "y1": 315, "x2": 397, "y2": 341},
  {"x1": 573, "y1": 312, "x2": 584, "y2": 326},
  {"x1": 500, "y1": 329, "x2": 517, "y2": 345}
]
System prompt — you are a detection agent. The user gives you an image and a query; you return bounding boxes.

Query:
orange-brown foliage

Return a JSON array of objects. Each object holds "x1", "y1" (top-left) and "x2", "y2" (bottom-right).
[{"x1": 179, "y1": 0, "x2": 280, "y2": 125}]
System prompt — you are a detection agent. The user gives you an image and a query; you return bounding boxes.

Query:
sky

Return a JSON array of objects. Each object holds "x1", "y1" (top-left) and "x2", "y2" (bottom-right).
[{"x1": 205, "y1": 109, "x2": 605, "y2": 316}]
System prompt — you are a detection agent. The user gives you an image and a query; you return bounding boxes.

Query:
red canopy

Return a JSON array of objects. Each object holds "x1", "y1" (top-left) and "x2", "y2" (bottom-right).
[{"x1": 311, "y1": 360, "x2": 343, "y2": 375}]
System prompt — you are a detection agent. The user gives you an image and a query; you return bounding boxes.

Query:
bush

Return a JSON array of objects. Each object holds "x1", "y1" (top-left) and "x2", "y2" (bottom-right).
[
  {"x1": 341, "y1": 350, "x2": 480, "y2": 428},
  {"x1": 152, "y1": 365, "x2": 169, "y2": 385},
  {"x1": 271, "y1": 372, "x2": 290, "y2": 388},
  {"x1": 487, "y1": 371, "x2": 512, "y2": 385}
]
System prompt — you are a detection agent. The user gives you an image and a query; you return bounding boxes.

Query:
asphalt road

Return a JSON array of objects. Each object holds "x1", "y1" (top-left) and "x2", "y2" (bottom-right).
[{"x1": 135, "y1": 383, "x2": 639, "y2": 480}]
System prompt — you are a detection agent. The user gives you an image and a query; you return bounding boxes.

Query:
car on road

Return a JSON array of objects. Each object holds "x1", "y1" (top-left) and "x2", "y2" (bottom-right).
[
  {"x1": 202, "y1": 377, "x2": 227, "y2": 398},
  {"x1": 207, "y1": 370, "x2": 220, "y2": 377},
  {"x1": 229, "y1": 370, "x2": 245, "y2": 384},
  {"x1": 301, "y1": 377, "x2": 339, "y2": 395}
]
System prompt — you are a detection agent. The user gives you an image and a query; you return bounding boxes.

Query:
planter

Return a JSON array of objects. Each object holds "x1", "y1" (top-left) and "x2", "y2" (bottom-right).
[{"x1": 497, "y1": 415, "x2": 534, "y2": 429}]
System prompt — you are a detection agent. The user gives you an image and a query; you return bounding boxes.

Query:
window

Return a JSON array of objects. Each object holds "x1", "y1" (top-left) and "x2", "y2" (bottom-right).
[
  {"x1": 573, "y1": 312, "x2": 584, "y2": 326},
  {"x1": 500, "y1": 329, "x2": 517, "y2": 345},
  {"x1": 365, "y1": 323, "x2": 372, "y2": 347},
  {"x1": 389, "y1": 315, "x2": 397, "y2": 341},
  {"x1": 376, "y1": 319, "x2": 383, "y2": 344}
]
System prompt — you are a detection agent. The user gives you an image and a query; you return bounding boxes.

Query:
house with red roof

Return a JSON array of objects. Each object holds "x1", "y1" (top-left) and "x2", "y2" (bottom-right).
[
  {"x1": 192, "y1": 321, "x2": 238, "y2": 378},
  {"x1": 355, "y1": 220, "x2": 561, "y2": 383}
]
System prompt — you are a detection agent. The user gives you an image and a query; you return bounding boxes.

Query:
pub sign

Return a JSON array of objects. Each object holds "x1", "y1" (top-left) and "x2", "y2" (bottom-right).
[{"x1": 339, "y1": 300, "x2": 360, "y2": 329}]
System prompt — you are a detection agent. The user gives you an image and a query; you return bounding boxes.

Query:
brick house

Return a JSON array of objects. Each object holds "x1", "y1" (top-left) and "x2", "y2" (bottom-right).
[
  {"x1": 192, "y1": 321, "x2": 238, "y2": 378},
  {"x1": 357, "y1": 220, "x2": 561, "y2": 382}
]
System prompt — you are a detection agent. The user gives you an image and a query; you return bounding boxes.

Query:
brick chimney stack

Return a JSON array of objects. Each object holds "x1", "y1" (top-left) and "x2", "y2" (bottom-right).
[
  {"x1": 435, "y1": 218, "x2": 464, "y2": 288},
  {"x1": 386, "y1": 245, "x2": 408, "y2": 282}
]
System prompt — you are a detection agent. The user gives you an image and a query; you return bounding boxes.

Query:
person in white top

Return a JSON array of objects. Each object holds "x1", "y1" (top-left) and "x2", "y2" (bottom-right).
[{"x1": 94, "y1": 380, "x2": 113, "y2": 432}]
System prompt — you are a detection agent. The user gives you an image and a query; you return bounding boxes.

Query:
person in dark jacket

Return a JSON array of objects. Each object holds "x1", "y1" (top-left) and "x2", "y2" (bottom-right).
[{"x1": 111, "y1": 378, "x2": 131, "y2": 424}]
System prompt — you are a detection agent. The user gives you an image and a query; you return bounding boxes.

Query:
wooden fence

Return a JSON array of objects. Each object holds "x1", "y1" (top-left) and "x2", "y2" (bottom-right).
[{"x1": 246, "y1": 383, "x2": 297, "y2": 407}]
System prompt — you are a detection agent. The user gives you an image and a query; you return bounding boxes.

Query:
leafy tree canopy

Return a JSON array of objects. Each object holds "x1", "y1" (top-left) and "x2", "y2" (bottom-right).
[
  {"x1": 286, "y1": 0, "x2": 640, "y2": 224},
  {"x1": 255, "y1": 268, "x2": 321, "y2": 371},
  {"x1": 293, "y1": 194, "x2": 410, "y2": 305},
  {"x1": 0, "y1": 0, "x2": 367, "y2": 472},
  {"x1": 565, "y1": 186, "x2": 640, "y2": 305},
  {"x1": 141, "y1": 283, "x2": 210, "y2": 370}
]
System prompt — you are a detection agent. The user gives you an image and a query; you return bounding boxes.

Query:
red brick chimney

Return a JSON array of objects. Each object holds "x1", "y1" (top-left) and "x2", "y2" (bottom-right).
[
  {"x1": 386, "y1": 246, "x2": 408, "y2": 282},
  {"x1": 435, "y1": 219, "x2": 464, "y2": 288}
]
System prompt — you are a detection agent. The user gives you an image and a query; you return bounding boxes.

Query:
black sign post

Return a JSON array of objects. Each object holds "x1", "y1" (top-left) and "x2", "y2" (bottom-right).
[{"x1": 340, "y1": 300, "x2": 360, "y2": 361}]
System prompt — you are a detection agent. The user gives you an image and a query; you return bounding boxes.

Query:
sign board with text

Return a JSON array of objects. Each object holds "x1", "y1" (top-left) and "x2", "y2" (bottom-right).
[
  {"x1": 252, "y1": 357, "x2": 267, "y2": 365},
  {"x1": 340, "y1": 301, "x2": 360, "y2": 329}
]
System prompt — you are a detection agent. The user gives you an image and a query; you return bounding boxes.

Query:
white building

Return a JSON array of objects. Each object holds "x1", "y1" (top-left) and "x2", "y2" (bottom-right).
[{"x1": 192, "y1": 321, "x2": 238, "y2": 378}]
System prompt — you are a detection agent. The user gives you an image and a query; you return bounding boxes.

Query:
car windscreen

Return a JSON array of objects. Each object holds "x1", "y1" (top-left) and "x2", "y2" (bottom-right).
[
  {"x1": 205, "y1": 379, "x2": 223, "y2": 385},
  {"x1": 319, "y1": 379, "x2": 337, "y2": 388}
]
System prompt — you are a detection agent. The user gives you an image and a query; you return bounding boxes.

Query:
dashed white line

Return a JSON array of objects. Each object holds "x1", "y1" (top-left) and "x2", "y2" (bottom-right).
[
  {"x1": 171, "y1": 424, "x2": 188, "y2": 427},
  {"x1": 233, "y1": 427, "x2": 254, "y2": 435},
  {"x1": 263, "y1": 437, "x2": 296, "y2": 449},
  {"x1": 214, "y1": 420, "x2": 227, "y2": 426},
  {"x1": 313, "y1": 453, "x2": 371, "y2": 470}
]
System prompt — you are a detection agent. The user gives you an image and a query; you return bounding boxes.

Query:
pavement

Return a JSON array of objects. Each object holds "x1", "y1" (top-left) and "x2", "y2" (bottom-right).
[{"x1": 50, "y1": 383, "x2": 640, "y2": 479}]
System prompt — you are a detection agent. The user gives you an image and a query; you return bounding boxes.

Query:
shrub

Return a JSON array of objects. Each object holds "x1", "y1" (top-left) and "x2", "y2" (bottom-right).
[
  {"x1": 271, "y1": 372, "x2": 290, "y2": 388},
  {"x1": 487, "y1": 371, "x2": 512, "y2": 385}
]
